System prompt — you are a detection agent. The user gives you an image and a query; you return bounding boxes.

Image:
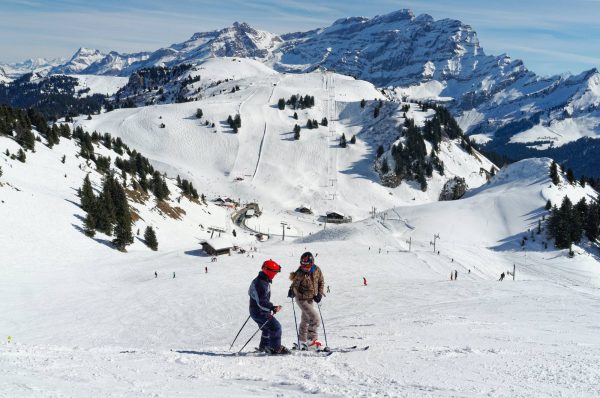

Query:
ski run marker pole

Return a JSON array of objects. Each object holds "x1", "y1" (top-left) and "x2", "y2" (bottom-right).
[
  {"x1": 238, "y1": 315, "x2": 272, "y2": 354},
  {"x1": 229, "y1": 314, "x2": 251, "y2": 351},
  {"x1": 317, "y1": 302, "x2": 329, "y2": 349},
  {"x1": 291, "y1": 297, "x2": 301, "y2": 350}
]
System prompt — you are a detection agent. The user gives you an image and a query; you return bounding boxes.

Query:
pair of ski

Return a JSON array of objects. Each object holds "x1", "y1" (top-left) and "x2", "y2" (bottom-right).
[
  {"x1": 245, "y1": 345, "x2": 368, "y2": 357},
  {"x1": 286, "y1": 344, "x2": 370, "y2": 357}
]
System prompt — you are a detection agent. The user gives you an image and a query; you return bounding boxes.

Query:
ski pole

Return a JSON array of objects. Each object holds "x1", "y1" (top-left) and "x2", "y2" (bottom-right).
[
  {"x1": 229, "y1": 315, "x2": 251, "y2": 351},
  {"x1": 317, "y1": 302, "x2": 329, "y2": 348},
  {"x1": 291, "y1": 297, "x2": 300, "y2": 350},
  {"x1": 238, "y1": 315, "x2": 272, "y2": 354}
]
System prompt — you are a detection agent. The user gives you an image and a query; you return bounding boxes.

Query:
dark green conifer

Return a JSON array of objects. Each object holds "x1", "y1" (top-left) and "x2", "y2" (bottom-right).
[
  {"x1": 144, "y1": 226, "x2": 158, "y2": 251},
  {"x1": 83, "y1": 212, "x2": 96, "y2": 238}
]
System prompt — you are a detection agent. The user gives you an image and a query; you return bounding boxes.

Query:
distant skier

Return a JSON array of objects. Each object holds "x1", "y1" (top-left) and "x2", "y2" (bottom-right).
[
  {"x1": 499, "y1": 272, "x2": 505, "y2": 281},
  {"x1": 173, "y1": 272, "x2": 176, "y2": 279},
  {"x1": 288, "y1": 252, "x2": 325, "y2": 350},
  {"x1": 363, "y1": 276, "x2": 368, "y2": 286},
  {"x1": 450, "y1": 272, "x2": 453, "y2": 281},
  {"x1": 205, "y1": 266, "x2": 208, "y2": 273},
  {"x1": 468, "y1": 269, "x2": 471, "y2": 274},
  {"x1": 155, "y1": 271, "x2": 157, "y2": 278},
  {"x1": 454, "y1": 270, "x2": 458, "y2": 280},
  {"x1": 327, "y1": 285, "x2": 330, "y2": 294},
  {"x1": 248, "y1": 259, "x2": 290, "y2": 355}
]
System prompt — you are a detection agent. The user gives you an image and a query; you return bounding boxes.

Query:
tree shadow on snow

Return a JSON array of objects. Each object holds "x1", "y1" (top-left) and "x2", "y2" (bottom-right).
[
  {"x1": 489, "y1": 231, "x2": 551, "y2": 253},
  {"x1": 71, "y1": 223, "x2": 116, "y2": 249},
  {"x1": 65, "y1": 198, "x2": 82, "y2": 209},
  {"x1": 279, "y1": 131, "x2": 296, "y2": 142},
  {"x1": 522, "y1": 207, "x2": 546, "y2": 222},
  {"x1": 338, "y1": 151, "x2": 380, "y2": 181}
]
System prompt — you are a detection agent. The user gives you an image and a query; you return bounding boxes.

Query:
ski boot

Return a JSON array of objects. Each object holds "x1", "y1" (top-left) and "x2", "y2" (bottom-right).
[{"x1": 265, "y1": 345, "x2": 291, "y2": 355}]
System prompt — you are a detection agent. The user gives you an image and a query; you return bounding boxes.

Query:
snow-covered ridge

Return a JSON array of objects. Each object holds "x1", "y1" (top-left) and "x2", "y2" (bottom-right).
[
  {"x1": 0, "y1": 57, "x2": 66, "y2": 78},
  {"x1": 12, "y1": 9, "x2": 595, "y2": 157}
]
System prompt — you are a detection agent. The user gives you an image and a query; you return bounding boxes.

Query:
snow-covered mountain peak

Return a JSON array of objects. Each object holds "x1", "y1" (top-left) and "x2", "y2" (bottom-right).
[
  {"x1": 206, "y1": 21, "x2": 282, "y2": 59},
  {"x1": 51, "y1": 47, "x2": 107, "y2": 74},
  {"x1": 374, "y1": 8, "x2": 415, "y2": 23}
]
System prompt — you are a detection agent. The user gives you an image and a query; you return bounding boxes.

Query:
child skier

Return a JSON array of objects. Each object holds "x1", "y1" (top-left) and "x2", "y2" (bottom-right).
[
  {"x1": 288, "y1": 252, "x2": 325, "y2": 350},
  {"x1": 248, "y1": 259, "x2": 290, "y2": 355}
]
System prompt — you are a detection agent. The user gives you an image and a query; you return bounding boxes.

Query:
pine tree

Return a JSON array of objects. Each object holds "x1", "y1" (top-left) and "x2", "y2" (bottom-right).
[
  {"x1": 350, "y1": 135, "x2": 356, "y2": 144},
  {"x1": 112, "y1": 183, "x2": 133, "y2": 251},
  {"x1": 376, "y1": 145, "x2": 384, "y2": 158},
  {"x1": 83, "y1": 212, "x2": 96, "y2": 237},
  {"x1": 96, "y1": 175, "x2": 117, "y2": 235},
  {"x1": 80, "y1": 174, "x2": 95, "y2": 212},
  {"x1": 584, "y1": 202, "x2": 600, "y2": 242},
  {"x1": 566, "y1": 168, "x2": 575, "y2": 184},
  {"x1": 144, "y1": 226, "x2": 158, "y2": 251},
  {"x1": 373, "y1": 106, "x2": 380, "y2": 118},
  {"x1": 277, "y1": 98, "x2": 285, "y2": 110},
  {"x1": 293, "y1": 124, "x2": 301, "y2": 140},
  {"x1": 381, "y1": 159, "x2": 389, "y2": 174},
  {"x1": 339, "y1": 133, "x2": 347, "y2": 148},
  {"x1": 0, "y1": 165, "x2": 2, "y2": 179},
  {"x1": 196, "y1": 108, "x2": 203, "y2": 118},
  {"x1": 321, "y1": 117, "x2": 328, "y2": 126},
  {"x1": 293, "y1": 112, "x2": 298, "y2": 120},
  {"x1": 550, "y1": 161, "x2": 560, "y2": 185},
  {"x1": 360, "y1": 99, "x2": 366, "y2": 108},
  {"x1": 17, "y1": 148, "x2": 26, "y2": 163},
  {"x1": 418, "y1": 170, "x2": 427, "y2": 192},
  {"x1": 556, "y1": 196, "x2": 574, "y2": 248},
  {"x1": 545, "y1": 199, "x2": 552, "y2": 210}
]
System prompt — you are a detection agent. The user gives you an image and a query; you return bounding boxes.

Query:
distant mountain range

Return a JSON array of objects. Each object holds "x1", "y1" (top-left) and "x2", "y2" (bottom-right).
[{"x1": 2, "y1": 9, "x2": 599, "y2": 176}]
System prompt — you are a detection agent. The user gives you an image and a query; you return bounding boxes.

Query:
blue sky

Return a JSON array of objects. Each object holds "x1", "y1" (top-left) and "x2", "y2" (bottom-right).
[{"x1": 1, "y1": 0, "x2": 599, "y2": 76}]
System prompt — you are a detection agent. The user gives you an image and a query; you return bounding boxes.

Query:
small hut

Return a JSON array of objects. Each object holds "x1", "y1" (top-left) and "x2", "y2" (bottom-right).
[
  {"x1": 201, "y1": 237, "x2": 234, "y2": 256},
  {"x1": 326, "y1": 211, "x2": 352, "y2": 224},
  {"x1": 296, "y1": 205, "x2": 313, "y2": 214}
]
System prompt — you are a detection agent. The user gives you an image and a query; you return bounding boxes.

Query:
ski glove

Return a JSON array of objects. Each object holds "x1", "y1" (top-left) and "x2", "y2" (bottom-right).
[
  {"x1": 314, "y1": 294, "x2": 322, "y2": 303},
  {"x1": 287, "y1": 288, "x2": 295, "y2": 298}
]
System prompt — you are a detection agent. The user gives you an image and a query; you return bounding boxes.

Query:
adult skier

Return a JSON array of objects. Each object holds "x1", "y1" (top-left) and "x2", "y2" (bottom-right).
[
  {"x1": 288, "y1": 252, "x2": 325, "y2": 350},
  {"x1": 248, "y1": 259, "x2": 290, "y2": 355}
]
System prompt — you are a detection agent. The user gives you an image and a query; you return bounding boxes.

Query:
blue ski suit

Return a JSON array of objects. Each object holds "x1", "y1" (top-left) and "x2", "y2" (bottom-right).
[{"x1": 248, "y1": 271, "x2": 282, "y2": 350}]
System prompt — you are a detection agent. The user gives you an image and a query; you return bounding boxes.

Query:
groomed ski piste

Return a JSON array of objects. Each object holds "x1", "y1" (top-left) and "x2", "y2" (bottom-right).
[{"x1": 2, "y1": 58, "x2": 600, "y2": 397}]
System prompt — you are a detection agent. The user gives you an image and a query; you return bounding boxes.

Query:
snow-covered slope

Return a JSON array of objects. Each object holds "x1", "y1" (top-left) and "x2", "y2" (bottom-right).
[
  {"x1": 2, "y1": 131, "x2": 600, "y2": 396},
  {"x1": 75, "y1": 58, "x2": 493, "y2": 236},
  {"x1": 68, "y1": 74, "x2": 129, "y2": 97}
]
